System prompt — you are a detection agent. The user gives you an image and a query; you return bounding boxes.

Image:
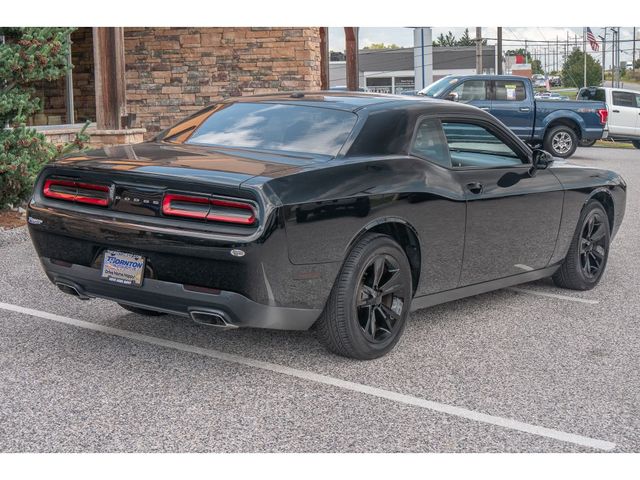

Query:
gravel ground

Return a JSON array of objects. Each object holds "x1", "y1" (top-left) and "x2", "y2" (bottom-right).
[{"x1": 0, "y1": 146, "x2": 638, "y2": 452}]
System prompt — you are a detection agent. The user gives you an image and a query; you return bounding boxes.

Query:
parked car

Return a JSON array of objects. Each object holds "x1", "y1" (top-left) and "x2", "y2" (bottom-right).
[
  {"x1": 419, "y1": 75, "x2": 608, "y2": 158},
  {"x1": 532, "y1": 74, "x2": 547, "y2": 88},
  {"x1": 535, "y1": 91, "x2": 568, "y2": 101},
  {"x1": 578, "y1": 86, "x2": 640, "y2": 149},
  {"x1": 27, "y1": 92, "x2": 626, "y2": 359}
]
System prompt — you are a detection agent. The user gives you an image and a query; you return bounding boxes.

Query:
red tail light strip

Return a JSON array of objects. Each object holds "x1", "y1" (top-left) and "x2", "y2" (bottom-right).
[
  {"x1": 43, "y1": 179, "x2": 110, "y2": 207},
  {"x1": 162, "y1": 193, "x2": 256, "y2": 225},
  {"x1": 597, "y1": 108, "x2": 608, "y2": 125}
]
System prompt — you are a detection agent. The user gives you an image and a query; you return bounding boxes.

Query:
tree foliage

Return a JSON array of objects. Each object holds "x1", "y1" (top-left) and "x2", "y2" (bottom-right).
[
  {"x1": 531, "y1": 59, "x2": 543, "y2": 75},
  {"x1": 433, "y1": 29, "x2": 486, "y2": 47},
  {"x1": 0, "y1": 27, "x2": 87, "y2": 208},
  {"x1": 561, "y1": 48, "x2": 602, "y2": 88},
  {"x1": 362, "y1": 43, "x2": 400, "y2": 50}
]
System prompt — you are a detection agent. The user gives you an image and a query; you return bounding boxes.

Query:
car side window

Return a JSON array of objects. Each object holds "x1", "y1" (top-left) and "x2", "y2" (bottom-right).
[
  {"x1": 411, "y1": 118, "x2": 452, "y2": 168},
  {"x1": 494, "y1": 80, "x2": 526, "y2": 101},
  {"x1": 441, "y1": 122, "x2": 524, "y2": 169},
  {"x1": 612, "y1": 91, "x2": 636, "y2": 108},
  {"x1": 450, "y1": 80, "x2": 488, "y2": 102},
  {"x1": 636, "y1": 94, "x2": 640, "y2": 108}
]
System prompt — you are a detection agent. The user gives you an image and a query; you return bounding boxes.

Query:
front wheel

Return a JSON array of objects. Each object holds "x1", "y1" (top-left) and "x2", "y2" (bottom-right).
[
  {"x1": 553, "y1": 200, "x2": 610, "y2": 290},
  {"x1": 632, "y1": 140, "x2": 640, "y2": 149},
  {"x1": 316, "y1": 233, "x2": 412, "y2": 360},
  {"x1": 544, "y1": 125, "x2": 578, "y2": 158}
]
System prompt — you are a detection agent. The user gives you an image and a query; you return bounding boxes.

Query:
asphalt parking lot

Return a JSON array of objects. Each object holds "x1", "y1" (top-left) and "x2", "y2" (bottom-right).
[{"x1": 1, "y1": 146, "x2": 638, "y2": 453}]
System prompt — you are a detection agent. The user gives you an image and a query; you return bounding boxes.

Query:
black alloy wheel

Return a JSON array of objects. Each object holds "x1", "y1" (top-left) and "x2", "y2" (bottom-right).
[
  {"x1": 356, "y1": 254, "x2": 405, "y2": 343},
  {"x1": 579, "y1": 138, "x2": 597, "y2": 148},
  {"x1": 316, "y1": 233, "x2": 412, "y2": 360},
  {"x1": 578, "y1": 210, "x2": 608, "y2": 280},
  {"x1": 553, "y1": 200, "x2": 610, "y2": 290}
]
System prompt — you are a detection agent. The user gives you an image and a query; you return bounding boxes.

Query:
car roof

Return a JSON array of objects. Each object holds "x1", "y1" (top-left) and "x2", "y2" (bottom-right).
[{"x1": 221, "y1": 90, "x2": 454, "y2": 113}]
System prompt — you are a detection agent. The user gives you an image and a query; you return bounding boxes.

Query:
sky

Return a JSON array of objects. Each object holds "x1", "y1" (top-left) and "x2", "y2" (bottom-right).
[{"x1": 329, "y1": 27, "x2": 639, "y2": 68}]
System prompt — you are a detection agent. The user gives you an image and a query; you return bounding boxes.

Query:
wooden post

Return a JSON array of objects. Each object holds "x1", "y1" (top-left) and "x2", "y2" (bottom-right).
[
  {"x1": 319, "y1": 27, "x2": 329, "y2": 90},
  {"x1": 93, "y1": 27, "x2": 126, "y2": 130},
  {"x1": 344, "y1": 27, "x2": 359, "y2": 91}
]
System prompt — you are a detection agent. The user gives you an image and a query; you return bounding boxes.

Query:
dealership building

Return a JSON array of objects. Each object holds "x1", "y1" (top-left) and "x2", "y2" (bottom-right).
[{"x1": 330, "y1": 46, "x2": 497, "y2": 94}]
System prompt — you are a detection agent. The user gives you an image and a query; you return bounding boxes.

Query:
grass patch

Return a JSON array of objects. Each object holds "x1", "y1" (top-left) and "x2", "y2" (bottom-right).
[{"x1": 594, "y1": 140, "x2": 635, "y2": 149}]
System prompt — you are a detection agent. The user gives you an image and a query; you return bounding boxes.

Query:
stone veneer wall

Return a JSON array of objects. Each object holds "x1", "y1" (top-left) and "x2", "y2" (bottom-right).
[{"x1": 123, "y1": 27, "x2": 322, "y2": 138}]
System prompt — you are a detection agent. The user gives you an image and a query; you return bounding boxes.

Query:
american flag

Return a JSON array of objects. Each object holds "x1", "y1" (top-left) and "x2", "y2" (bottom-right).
[{"x1": 586, "y1": 27, "x2": 600, "y2": 52}]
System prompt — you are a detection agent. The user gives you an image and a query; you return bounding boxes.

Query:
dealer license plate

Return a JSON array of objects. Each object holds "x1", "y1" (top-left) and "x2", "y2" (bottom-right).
[{"x1": 101, "y1": 250, "x2": 146, "y2": 287}]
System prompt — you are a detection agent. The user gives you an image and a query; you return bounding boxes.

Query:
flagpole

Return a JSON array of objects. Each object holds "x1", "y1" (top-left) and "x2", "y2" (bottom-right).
[{"x1": 583, "y1": 27, "x2": 587, "y2": 88}]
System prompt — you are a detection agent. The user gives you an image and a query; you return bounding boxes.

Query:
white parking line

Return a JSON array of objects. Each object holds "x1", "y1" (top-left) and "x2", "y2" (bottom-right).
[
  {"x1": 508, "y1": 287, "x2": 599, "y2": 305},
  {"x1": 0, "y1": 301, "x2": 616, "y2": 451}
]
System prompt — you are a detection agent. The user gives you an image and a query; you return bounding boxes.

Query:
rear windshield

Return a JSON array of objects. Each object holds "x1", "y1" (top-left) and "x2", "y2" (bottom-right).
[
  {"x1": 185, "y1": 103, "x2": 358, "y2": 156},
  {"x1": 578, "y1": 88, "x2": 606, "y2": 102}
]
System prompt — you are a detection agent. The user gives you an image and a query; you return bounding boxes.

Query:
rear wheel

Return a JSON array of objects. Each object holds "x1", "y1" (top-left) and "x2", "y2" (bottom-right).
[
  {"x1": 553, "y1": 200, "x2": 610, "y2": 290},
  {"x1": 118, "y1": 303, "x2": 166, "y2": 316},
  {"x1": 632, "y1": 140, "x2": 640, "y2": 149},
  {"x1": 316, "y1": 233, "x2": 412, "y2": 360},
  {"x1": 544, "y1": 125, "x2": 578, "y2": 158},
  {"x1": 579, "y1": 138, "x2": 597, "y2": 148}
]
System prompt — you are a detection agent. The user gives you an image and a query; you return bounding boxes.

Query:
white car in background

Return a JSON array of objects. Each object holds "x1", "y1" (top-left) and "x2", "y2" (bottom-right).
[{"x1": 578, "y1": 86, "x2": 640, "y2": 149}]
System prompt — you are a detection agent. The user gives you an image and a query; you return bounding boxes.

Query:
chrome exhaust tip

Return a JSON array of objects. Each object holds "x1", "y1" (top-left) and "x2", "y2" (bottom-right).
[
  {"x1": 55, "y1": 282, "x2": 90, "y2": 300},
  {"x1": 190, "y1": 310, "x2": 238, "y2": 329}
]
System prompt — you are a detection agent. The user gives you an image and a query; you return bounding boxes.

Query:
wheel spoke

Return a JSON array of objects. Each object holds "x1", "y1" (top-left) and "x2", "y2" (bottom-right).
[
  {"x1": 362, "y1": 306, "x2": 373, "y2": 339},
  {"x1": 579, "y1": 238, "x2": 589, "y2": 253},
  {"x1": 357, "y1": 285, "x2": 377, "y2": 307},
  {"x1": 591, "y1": 223, "x2": 606, "y2": 242},
  {"x1": 380, "y1": 304, "x2": 400, "y2": 324},
  {"x1": 372, "y1": 257, "x2": 385, "y2": 288},
  {"x1": 379, "y1": 270, "x2": 402, "y2": 295},
  {"x1": 376, "y1": 306, "x2": 393, "y2": 333}
]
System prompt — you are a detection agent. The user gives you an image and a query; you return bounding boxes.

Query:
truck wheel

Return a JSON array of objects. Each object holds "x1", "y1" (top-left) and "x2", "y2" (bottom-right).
[
  {"x1": 632, "y1": 140, "x2": 640, "y2": 149},
  {"x1": 579, "y1": 138, "x2": 597, "y2": 148},
  {"x1": 119, "y1": 303, "x2": 166, "y2": 316},
  {"x1": 316, "y1": 233, "x2": 412, "y2": 360},
  {"x1": 544, "y1": 125, "x2": 578, "y2": 158},
  {"x1": 552, "y1": 200, "x2": 610, "y2": 291}
]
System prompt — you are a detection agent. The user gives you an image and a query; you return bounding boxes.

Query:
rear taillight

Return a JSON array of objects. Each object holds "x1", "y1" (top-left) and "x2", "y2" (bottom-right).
[
  {"x1": 162, "y1": 193, "x2": 256, "y2": 225},
  {"x1": 43, "y1": 179, "x2": 110, "y2": 207},
  {"x1": 597, "y1": 108, "x2": 608, "y2": 125}
]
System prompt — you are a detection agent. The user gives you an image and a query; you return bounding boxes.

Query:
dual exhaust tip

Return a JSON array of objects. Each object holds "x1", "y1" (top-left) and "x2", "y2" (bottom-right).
[
  {"x1": 56, "y1": 281, "x2": 237, "y2": 330},
  {"x1": 190, "y1": 310, "x2": 238, "y2": 329}
]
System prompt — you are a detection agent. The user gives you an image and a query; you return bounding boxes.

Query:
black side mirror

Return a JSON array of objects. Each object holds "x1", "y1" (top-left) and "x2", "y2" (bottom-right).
[{"x1": 529, "y1": 149, "x2": 553, "y2": 176}]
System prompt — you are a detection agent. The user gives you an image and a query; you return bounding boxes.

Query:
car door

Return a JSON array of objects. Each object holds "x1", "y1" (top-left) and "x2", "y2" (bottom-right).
[
  {"x1": 448, "y1": 79, "x2": 492, "y2": 112},
  {"x1": 609, "y1": 90, "x2": 638, "y2": 137},
  {"x1": 489, "y1": 79, "x2": 534, "y2": 140},
  {"x1": 439, "y1": 118, "x2": 564, "y2": 286}
]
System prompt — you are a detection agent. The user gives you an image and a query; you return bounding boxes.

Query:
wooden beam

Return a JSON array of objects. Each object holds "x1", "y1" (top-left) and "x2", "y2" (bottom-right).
[
  {"x1": 344, "y1": 27, "x2": 359, "y2": 91},
  {"x1": 93, "y1": 27, "x2": 126, "y2": 130},
  {"x1": 319, "y1": 27, "x2": 329, "y2": 90}
]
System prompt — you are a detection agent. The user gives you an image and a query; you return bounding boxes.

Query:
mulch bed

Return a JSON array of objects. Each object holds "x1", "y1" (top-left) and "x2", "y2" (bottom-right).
[{"x1": 0, "y1": 208, "x2": 27, "y2": 231}]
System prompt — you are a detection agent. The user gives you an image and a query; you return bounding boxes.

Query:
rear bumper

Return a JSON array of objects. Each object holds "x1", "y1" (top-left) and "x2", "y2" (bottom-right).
[{"x1": 42, "y1": 257, "x2": 321, "y2": 330}]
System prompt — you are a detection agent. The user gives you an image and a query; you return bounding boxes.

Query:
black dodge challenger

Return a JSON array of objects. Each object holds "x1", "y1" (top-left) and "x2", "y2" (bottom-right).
[{"x1": 27, "y1": 92, "x2": 626, "y2": 359}]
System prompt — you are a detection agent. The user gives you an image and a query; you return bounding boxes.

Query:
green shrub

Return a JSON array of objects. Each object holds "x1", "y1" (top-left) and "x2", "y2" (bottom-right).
[{"x1": 0, "y1": 27, "x2": 87, "y2": 209}]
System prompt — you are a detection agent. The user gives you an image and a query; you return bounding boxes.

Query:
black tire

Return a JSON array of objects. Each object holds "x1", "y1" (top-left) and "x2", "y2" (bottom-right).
[
  {"x1": 118, "y1": 303, "x2": 166, "y2": 316},
  {"x1": 552, "y1": 200, "x2": 610, "y2": 290},
  {"x1": 316, "y1": 233, "x2": 412, "y2": 360},
  {"x1": 632, "y1": 140, "x2": 640, "y2": 149},
  {"x1": 544, "y1": 125, "x2": 578, "y2": 158},
  {"x1": 579, "y1": 138, "x2": 597, "y2": 148}
]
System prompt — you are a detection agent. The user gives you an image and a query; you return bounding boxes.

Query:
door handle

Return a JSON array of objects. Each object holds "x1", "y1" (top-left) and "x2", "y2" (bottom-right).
[
  {"x1": 466, "y1": 182, "x2": 484, "y2": 194},
  {"x1": 612, "y1": 109, "x2": 620, "y2": 113},
  {"x1": 519, "y1": 107, "x2": 531, "y2": 112}
]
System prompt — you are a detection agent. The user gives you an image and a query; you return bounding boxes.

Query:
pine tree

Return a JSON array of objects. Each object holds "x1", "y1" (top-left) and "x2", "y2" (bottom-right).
[
  {"x1": 561, "y1": 48, "x2": 602, "y2": 88},
  {"x1": 0, "y1": 27, "x2": 88, "y2": 209}
]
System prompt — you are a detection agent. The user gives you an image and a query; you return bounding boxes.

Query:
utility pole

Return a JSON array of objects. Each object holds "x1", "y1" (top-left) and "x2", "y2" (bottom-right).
[
  {"x1": 524, "y1": 39, "x2": 528, "y2": 64},
  {"x1": 497, "y1": 27, "x2": 503, "y2": 74},
  {"x1": 583, "y1": 27, "x2": 587, "y2": 88},
  {"x1": 475, "y1": 27, "x2": 483, "y2": 74},
  {"x1": 633, "y1": 27, "x2": 636, "y2": 72},
  {"x1": 600, "y1": 29, "x2": 606, "y2": 86}
]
